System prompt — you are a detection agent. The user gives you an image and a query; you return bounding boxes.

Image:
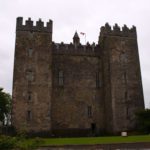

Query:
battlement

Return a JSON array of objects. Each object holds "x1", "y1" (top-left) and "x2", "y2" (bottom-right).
[
  {"x1": 100, "y1": 23, "x2": 137, "y2": 37},
  {"x1": 16, "y1": 17, "x2": 53, "y2": 33},
  {"x1": 52, "y1": 42, "x2": 101, "y2": 56}
]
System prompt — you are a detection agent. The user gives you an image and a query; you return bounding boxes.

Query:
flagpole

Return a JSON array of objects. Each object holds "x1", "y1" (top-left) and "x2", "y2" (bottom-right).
[
  {"x1": 80, "y1": 32, "x2": 86, "y2": 45},
  {"x1": 85, "y1": 33, "x2": 86, "y2": 45}
]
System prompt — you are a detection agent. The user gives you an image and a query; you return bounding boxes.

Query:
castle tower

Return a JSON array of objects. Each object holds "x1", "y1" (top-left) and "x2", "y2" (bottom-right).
[
  {"x1": 99, "y1": 23, "x2": 145, "y2": 133},
  {"x1": 73, "y1": 31, "x2": 80, "y2": 46},
  {"x1": 12, "y1": 17, "x2": 53, "y2": 133}
]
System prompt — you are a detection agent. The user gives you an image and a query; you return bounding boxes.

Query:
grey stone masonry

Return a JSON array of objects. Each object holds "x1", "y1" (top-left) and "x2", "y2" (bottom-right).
[{"x1": 12, "y1": 17, "x2": 144, "y2": 136}]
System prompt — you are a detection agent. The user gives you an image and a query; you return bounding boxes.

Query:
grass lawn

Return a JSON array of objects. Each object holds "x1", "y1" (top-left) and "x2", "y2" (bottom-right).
[
  {"x1": 42, "y1": 135, "x2": 150, "y2": 146},
  {"x1": 1, "y1": 135, "x2": 150, "y2": 149}
]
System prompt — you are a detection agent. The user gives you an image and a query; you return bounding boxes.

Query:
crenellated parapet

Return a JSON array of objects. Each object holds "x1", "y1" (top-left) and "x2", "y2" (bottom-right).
[
  {"x1": 52, "y1": 42, "x2": 101, "y2": 56},
  {"x1": 100, "y1": 23, "x2": 137, "y2": 37},
  {"x1": 16, "y1": 17, "x2": 53, "y2": 33}
]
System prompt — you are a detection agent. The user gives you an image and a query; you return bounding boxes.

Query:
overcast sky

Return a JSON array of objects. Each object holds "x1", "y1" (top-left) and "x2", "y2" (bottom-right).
[{"x1": 0, "y1": 0, "x2": 150, "y2": 107}]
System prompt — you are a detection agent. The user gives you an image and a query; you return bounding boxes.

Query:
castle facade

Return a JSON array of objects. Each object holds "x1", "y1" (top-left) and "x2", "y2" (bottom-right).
[{"x1": 12, "y1": 17, "x2": 144, "y2": 136}]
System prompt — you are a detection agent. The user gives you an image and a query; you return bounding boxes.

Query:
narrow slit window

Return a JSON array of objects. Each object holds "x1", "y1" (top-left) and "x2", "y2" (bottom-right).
[
  {"x1": 96, "y1": 72, "x2": 100, "y2": 88},
  {"x1": 88, "y1": 106, "x2": 92, "y2": 118},
  {"x1": 27, "y1": 91, "x2": 32, "y2": 101},
  {"x1": 58, "y1": 70, "x2": 64, "y2": 87},
  {"x1": 124, "y1": 72, "x2": 127, "y2": 83},
  {"x1": 126, "y1": 107, "x2": 129, "y2": 119},
  {"x1": 125, "y1": 91, "x2": 128, "y2": 100},
  {"x1": 27, "y1": 110, "x2": 32, "y2": 121}
]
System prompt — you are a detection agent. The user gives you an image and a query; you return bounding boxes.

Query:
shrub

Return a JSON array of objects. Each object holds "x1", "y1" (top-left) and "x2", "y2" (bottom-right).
[
  {"x1": 0, "y1": 135, "x2": 44, "y2": 150},
  {"x1": 136, "y1": 109, "x2": 150, "y2": 134},
  {"x1": 0, "y1": 135, "x2": 17, "y2": 149}
]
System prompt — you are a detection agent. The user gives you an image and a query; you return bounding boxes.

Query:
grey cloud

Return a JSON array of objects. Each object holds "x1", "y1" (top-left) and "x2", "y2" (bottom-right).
[{"x1": 0, "y1": 0, "x2": 150, "y2": 107}]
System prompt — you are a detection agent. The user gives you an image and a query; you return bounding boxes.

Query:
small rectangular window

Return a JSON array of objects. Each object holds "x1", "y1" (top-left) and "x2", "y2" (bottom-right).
[
  {"x1": 26, "y1": 70, "x2": 34, "y2": 81},
  {"x1": 120, "y1": 52, "x2": 127, "y2": 63},
  {"x1": 58, "y1": 70, "x2": 64, "y2": 87},
  {"x1": 87, "y1": 106, "x2": 92, "y2": 118},
  {"x1": 28, "y1": 48, "x2": 33, "y2": 57}
]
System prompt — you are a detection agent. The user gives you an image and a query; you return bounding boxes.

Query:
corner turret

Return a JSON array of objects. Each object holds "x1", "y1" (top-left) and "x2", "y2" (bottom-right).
[
  {"x1": 16, "y1": 17, "x2": 53, "y2": 33},
  {"x1": 73, "y1": 31, "x2": 80, "y2": 46},
  {"x1": 99, "y1": 23, "x2": 137, "y2": 41}
]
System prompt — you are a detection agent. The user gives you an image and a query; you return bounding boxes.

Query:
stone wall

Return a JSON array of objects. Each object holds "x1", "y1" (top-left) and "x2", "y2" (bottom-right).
[{"x1": 51, "y1": 54, "x2": 104, "y2": 136}]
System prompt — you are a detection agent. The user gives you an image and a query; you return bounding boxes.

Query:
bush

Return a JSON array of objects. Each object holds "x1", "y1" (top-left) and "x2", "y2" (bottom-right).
[
  {"x1": 136, "y1": 109, "x2": 150, "y2": 134},
  {"x1": 0, "y1": 135, "x2": 44, "y2": 150},
  {"x1": 0, "y1": 135, "x2": 17, "y2": 149}
]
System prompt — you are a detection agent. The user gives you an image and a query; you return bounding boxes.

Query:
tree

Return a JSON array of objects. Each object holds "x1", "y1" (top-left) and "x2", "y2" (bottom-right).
[
  {"x1": 0, "y1": 88, "x2": 11, "y2": 125},
  {"x1": 136, "y1": 109, "x2": 150, "y2": 133}
]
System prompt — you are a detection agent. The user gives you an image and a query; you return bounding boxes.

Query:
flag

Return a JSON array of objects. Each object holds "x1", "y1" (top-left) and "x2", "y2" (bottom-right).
[{"x1": 80, "y1": 32, "x2": 85, "y2": 36}]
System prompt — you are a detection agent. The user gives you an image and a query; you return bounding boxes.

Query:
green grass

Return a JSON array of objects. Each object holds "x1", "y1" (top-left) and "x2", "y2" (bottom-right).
[
  {"x1": 1, "y1": 135, "x2": 150, "y2": 149},
  {"x1": 42, "y1": 135, "x2": 150, "y2": 146}
]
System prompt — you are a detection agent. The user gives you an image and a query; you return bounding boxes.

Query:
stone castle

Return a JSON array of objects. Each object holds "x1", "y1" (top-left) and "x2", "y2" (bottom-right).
[{"x1": 12, "y1": 17, "x2": 145, "y2": 136}]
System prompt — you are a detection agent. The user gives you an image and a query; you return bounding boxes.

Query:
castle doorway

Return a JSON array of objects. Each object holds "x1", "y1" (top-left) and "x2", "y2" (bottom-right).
[{"x1": 91, "y1": 123, "x2": 96, "y2": 133}]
